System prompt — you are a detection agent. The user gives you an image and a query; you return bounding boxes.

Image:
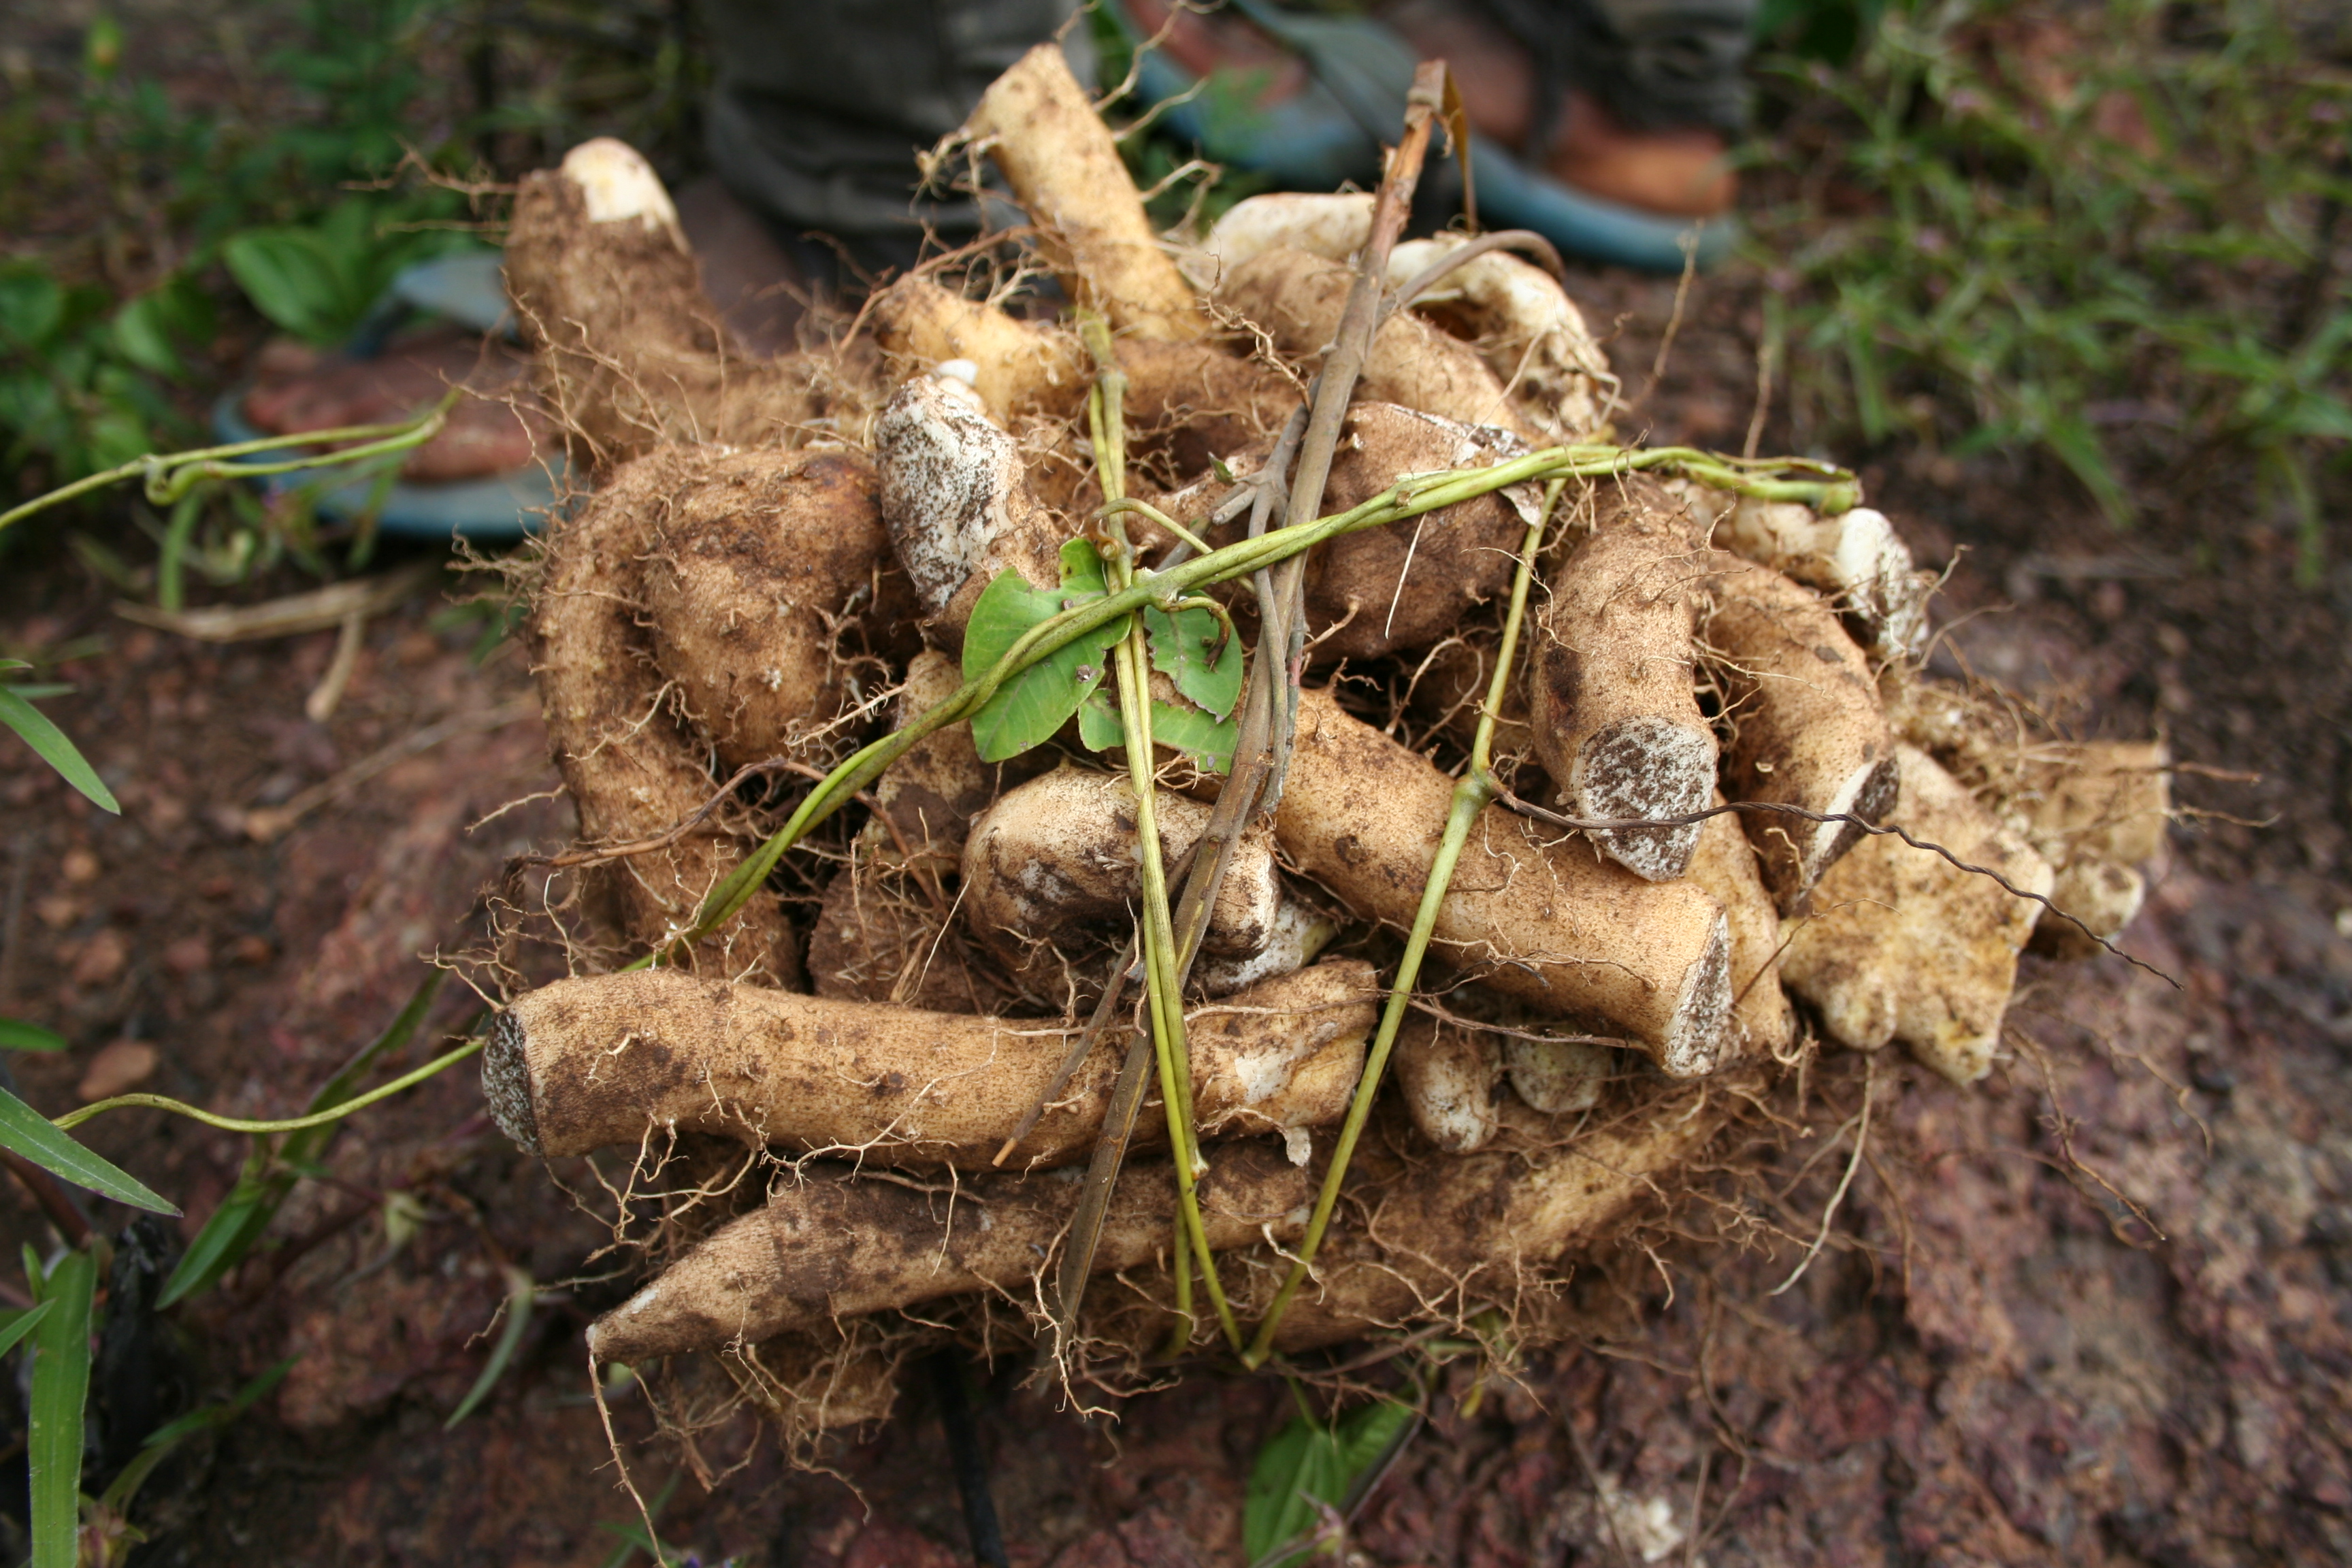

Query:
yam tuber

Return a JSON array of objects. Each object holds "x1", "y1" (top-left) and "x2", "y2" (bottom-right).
[
  {"x1": 1704, "y1": 554, "x2": 1900, "y2": 912},
  {"x1": 485, "y1": 960, "x2": 1377, "y2": 1169},
  {"x1": 1778, "y1": 744, "x2": 2052, "y2": 1084},
  {"x1": 966, "y1": 44, "x2": 1204, "y2": 342},
  {"x1": 1275, "y1": 685, "x2": 1733, "y2": 1075},
  {"x1": 504, "y1": 139, "x2": 832, "y2": 467},
  {"x1": 528, "y1": 446, "x2": 802, "y2": 983},
  {"x1": 1530, "y1": 477, "x2": 1716, "y2": 883}
]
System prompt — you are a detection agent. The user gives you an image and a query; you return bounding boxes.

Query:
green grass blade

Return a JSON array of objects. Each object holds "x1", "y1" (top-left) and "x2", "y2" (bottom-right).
[
  {"x1": 0, "y1": 1085, "x2": 176, "y2": 1213},
  {"x1": 157, "y1": 1175, "x2": 281, "y2": 1307},
  {"x1": 0, "y1": 1019, "x2": 68, "y2": 1053},
  {"x1": 28, "y1": 1248, "x2": 94, "y2": 1568},
  {"x1": 0, "y1": 1300, "x2": 54, "y2": 1362},
  {"x1": 444, "y1": 1266, "x2": 535, "y2": 1429},
  {"x1": 0, "y1": 687, "x2": 118, "y2": 813}
]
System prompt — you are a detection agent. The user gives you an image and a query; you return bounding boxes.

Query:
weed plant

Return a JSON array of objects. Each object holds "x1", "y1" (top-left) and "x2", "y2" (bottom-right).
[{"x1": 1749, "y1": 0, "x2": 2352, "y2": 582}]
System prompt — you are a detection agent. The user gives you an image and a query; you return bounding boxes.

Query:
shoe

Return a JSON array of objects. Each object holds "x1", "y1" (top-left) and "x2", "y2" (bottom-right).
[{"x1": 1115, "y1": 0, "x2": 1740, "y2": 272}]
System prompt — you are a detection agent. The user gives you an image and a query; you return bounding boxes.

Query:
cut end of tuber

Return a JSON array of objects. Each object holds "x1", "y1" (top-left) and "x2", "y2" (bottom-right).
[
  {"x1": 559, "y1": 137, "x2": 681, "y2": 233},
  {"x1": 481, "y1": 1009, "x2": 541, "y2": 1157}
]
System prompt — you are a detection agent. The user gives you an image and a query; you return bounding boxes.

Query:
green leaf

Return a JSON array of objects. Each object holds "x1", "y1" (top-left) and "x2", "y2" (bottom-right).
[
  {"x1": 962, "y1": 542, "x2": 1125, "y2": 764},
  {"x1": 0, "y1": 1087, "x2": 176, "y2": 1214},
  {"x1": 1143, "y1": 698, "x2": 1237, "y2": 773},
  {"x1": 157, "y1": 1179, "x2": 280, "y2": 1308},
  {"x1": 28, "y1": 1248, "x2": 93, "y2": 1568},
  {"x1": 223, "y1": 228, "x2": 347, "y2": 343},
  {"x1": 138, "y1": 1356, "x2": 295, "y2": 1452},
  {"x1": 0, "y1": 1300, "x2": 54, "y2": 1362},
  {"x1": 0, "y1": 1019, "x2": 67, "y2": 1053},
  {"x1": 1144, "y1": 600, "x2": 1243, "y2": 719},
  {"x1": 1077, "y1": 687, "x2": 1124, "y2": 753},
  {"x1": 1243, "y1": 1397, "x2": 1415, "y2": 1566},
  {"x1": 110, "y1": 291, "x2": 184, "y2": 378},
  {"x1": 1244, "y1": 1416, "x2": 1347, "y2": 1564},
  {"x1": 0, "y1": 686, "x2": 120, "y2": 813}
]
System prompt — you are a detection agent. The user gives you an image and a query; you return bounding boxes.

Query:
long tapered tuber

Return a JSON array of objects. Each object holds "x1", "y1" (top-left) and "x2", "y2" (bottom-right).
[
  {"x1": 504, "y1": 139, "x2": 832, "y2": 467},
  {"x1": 485, "y1": 960, "x2": 1377, "y2": 1168},
  {"x1": 966, "y1": 44, "x2": 1204, "y2": 342},
  {"x1": 1276, "y1": 685, "x2": 1733, "y2": 1075},
  {"x1": 528, "y1": 446, "x2": 800, "y2": 983},
  {"x1": 1531, "y1": 477, "x2": 1716, "y2": 882},
  {"x1": 1704, "y1": 554, "x2": 1901, "y2": 911},
  {"x1": 586, "y1": 1137, "x2": 1314, "y2": 1363}
]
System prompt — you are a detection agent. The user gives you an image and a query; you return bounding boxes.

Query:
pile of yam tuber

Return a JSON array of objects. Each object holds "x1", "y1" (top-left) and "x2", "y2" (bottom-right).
[{"x1": 480, "y1": 48, "x2": 2172, "y2": 1435}]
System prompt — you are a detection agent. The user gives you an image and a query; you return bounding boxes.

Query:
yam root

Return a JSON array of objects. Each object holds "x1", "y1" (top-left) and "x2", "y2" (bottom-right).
[
  {"x1": 504, "y1": 139, "x2": 831, "y2": 467},
  {"x1": 1217, "y1": 245, "x2": 1533, "y2": 438},
  {"x1": 1303, "y1": 403, "x2": 1544, "y2": 662},
  {"x1": 1079, "y1": 1090, "x2": 1730, "y2": 1356},
  {"x1": 1685, "y1": 796, "x2": 1797, "y2": 1060},
  {"x1": 1530, "y1": 477, "x2": 1716, "y2": 883},
  {"x1": 484, "y1": 960, "x2": 1378, "y2": 1168},
  {"x1": 869, "y1": 276, "x2": 1088, "y2": 423},
  {"x1": 1779, "y1": 743, "x2": 2052, "y2": 1084},
  {"x1": 1505, "y1": 1036, "x2": 1612, "y2": 1115},
  {"x1": 587, "y1": 1137, "x2": 1315, "y2": 1364},
  {"x1": 639, "y1": 447, "x2": 912, "y2": 772},
  {"x1": 1191, "y1": 192, "x2": 1374, "y2": 289},
  {"x1": 1394, "y1": 1013, "x2": 1505, "y2": 1154},
  {"x1": 1386, "y1": 233, "x2": 1611, "y2": 442},
  {"x1": 960, "y1": 764, "x2": 1319, "y2": 998},
  {"x1": 966, "y1": 44, "x2": 1204, "y2": 342},
  {"x1": 1705, "y1": 555, "x2": 1900, "y2": 912},
  {"x1": 1673, "y1": 485, "x2": 1931, "y2": 658},
  {"x1": 1276, "y1": 685, "x2": 1733, "y2": 1076},
  {"x1": 2012, "y1": 740, "x2": 2170, "y2": 958},
  {"x1": 873, "y1": 369, "x2": 1070, "y2": 640},
  {"x1": 528, "y1": 446, "x2": 798, "y2": 983}
]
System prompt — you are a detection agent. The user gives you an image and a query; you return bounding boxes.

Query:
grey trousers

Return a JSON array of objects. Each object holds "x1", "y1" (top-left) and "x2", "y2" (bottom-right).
[{"x1": 700, "y1": 0, "x2": 1090, "y2": 260}]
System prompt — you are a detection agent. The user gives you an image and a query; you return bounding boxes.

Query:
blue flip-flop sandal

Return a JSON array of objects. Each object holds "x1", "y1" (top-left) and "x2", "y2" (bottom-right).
[
  {"x1": 1117, "y1": 0, "x2": 1736, "y2": 274},
  {"x1": 210, "y1": 252, "x2": 564, "y2": 542}
]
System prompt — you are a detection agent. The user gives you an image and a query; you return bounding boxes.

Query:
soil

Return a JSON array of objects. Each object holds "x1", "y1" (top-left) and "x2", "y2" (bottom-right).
[{"x1": 5, "y1": 7, "x2": 2351, "y2": 1558}]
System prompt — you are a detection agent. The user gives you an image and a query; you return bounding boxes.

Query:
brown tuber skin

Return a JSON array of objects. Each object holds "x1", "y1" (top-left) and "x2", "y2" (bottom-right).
[
  {"x1": 1704, "y1": 554, "x2": 1901, "y2": 913},
  {"x1": 966, "y1": 45, "x2": 1205, "y2": 343},
  {"x1": 961, "y1": 764, "x2": 1301, "y2": 997},
  {"x1": 1779, "y1": 744, "x2": 2051, "y2": 1084},
  {"x1": 484, "y1": 960, "x2": 1377, "y2": 1169},
  {"x1": 504, "y1": 140, "x2": 832, "y2": 468},
  {"x1": 640, "y1": 447, "x2": 913, "y2": 772},
  {"x1": 1276, "y1": 685, "x2": 1733, "y2": 1075},
  {"x1": 1218, "y1": 246, "x2": 1534, "y2": 438},
  {"x1": 1531, "y1": 478, "x2": 1717, "y2": 883},
  {"x1": 1302, "y1": 404, "x2": 1544, "y2": 662},
  {"x1": 529, "y1": 446, "x2": 802, "y2": 983},
  {"x1": 1684, "y1": 795, "x2": 1797, "y2": 1060},
  {"x1": 587, "y1": 1137, "x2": 1314, "y2": 1365}
]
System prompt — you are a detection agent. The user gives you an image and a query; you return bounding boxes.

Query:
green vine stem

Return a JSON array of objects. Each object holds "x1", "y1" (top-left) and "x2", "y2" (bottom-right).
[
  {"x1": 1085, "y1": 317, "x2": 1241, "y2": 1354},
  {"x1": 0, "y1": 393, "x2": 459, "y2": 534},
  {"x1": 652, "y1": 442, "x2": 1855, "y2": 965},
  {"x1": 55, "y1": 1036, "x2": 484, "y2": 1136},
  {"x1": 1240, "y1": 475, "x2": 1569, "y2": 1368}
]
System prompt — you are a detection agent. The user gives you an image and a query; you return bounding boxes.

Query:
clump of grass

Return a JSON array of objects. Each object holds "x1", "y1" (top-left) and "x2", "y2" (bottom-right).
[{"x1": 1750, "y1": 0, "x2": 2352, "y2": 583}]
